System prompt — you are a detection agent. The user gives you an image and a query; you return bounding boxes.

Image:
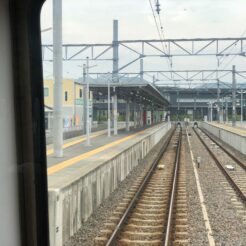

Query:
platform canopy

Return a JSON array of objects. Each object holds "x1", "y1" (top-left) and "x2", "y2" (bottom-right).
[{"x1": 76, "y1": 76, "x2": 169, "y2": 109}]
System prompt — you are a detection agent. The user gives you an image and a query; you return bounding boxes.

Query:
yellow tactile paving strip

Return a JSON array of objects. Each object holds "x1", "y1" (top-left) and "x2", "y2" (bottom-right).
[
  {"x1": 47, "y1": 128, "x2": 147, "y2": 176},
  {"x1": 46, "y1": 131, "x2": 106, "y2": 156},
  {"x1": 209, "y1": 122, "x2": 246, "y2": 137}
]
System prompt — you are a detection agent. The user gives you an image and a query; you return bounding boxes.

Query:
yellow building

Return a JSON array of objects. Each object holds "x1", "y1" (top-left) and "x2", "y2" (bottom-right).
[{"x1": 43, "y1": 79, "x2": 87, "y2": 129}]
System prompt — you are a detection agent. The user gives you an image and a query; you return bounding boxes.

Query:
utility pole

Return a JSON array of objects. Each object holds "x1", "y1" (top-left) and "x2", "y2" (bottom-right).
[
  {"x1": 140, "y1": 58, "x2": 144, "y2": 126},
  {"x1": 240, "y1": 88, "x2": 243, "y2": 125},
  {"x1": 140, "y1": 58, "x2": 144, "y2": 82},
  {"x1": 210, "y1": 101, "x2": 213, "y2": 122},
  {"x1": 107, "y1": 78, "x2": 111, "y2": 137},
  {"x1": 194, "y1": 94, "x2": 197, "y2": 121},
  {"x1": 83, "y1": 64, "x2": 86, "y2": 134},
  {"x1": 112, "y1": 87, "x2": 118, "y2": 135},
  {"x1": 225, "y1": 98, "x2": 229, "y2": 123},
  {"x1": 86, "y1": 57, "x2": 91, "y2": 145},
  {"x1": 221, "y1": 97, "x2": 224, "y2": 122},
  {"x1": 112, "y1": 20, "x2": 119, "y2": 135},
  {"x1": 74, "y1": 80, "x2": 76, "y2": 127},
  {"x1": 112, "y1": 20, "x2": 119, "y2": 84},
  {"x1": 53, "y1": 0, "x2": 63, "y2": 157},
  {"x1": 232, "y1": 65, "x2": 236, "y2": 127},
  {"x1": 126, "y1": 98, "x2": 130, "y2": 131},
  {"x1": 217, "y1": 79, "x2": 221, "y2": 122},
  {"x1": 177, "y1": 91, "x2": 180, "y2": 120}
]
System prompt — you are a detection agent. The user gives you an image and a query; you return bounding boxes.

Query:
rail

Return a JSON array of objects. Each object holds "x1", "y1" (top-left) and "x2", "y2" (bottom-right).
[
  {"x1": 105, "y1": 126, "x2": 178, "y2": 245},
  {"x1": 193, "y1": 127, "x2": 246, "y2": 205},
  {"x1": 164, "y1": 128, "x2": 182, "y2": 246},
  {"x1": 198, "y1": 127, "x2": 246, "y2": 171}
]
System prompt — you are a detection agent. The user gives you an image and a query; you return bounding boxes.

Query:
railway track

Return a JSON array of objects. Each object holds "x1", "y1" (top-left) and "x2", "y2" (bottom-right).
[
  {"x1": 198, "y1": 127, "x2": 246, "y2": 171},
  {"x1": 193, "y1": 127, "x2": 246, "y2": 205},
  {"x1": 95, "y1": 127, "x2": 189, "y2": 245}
]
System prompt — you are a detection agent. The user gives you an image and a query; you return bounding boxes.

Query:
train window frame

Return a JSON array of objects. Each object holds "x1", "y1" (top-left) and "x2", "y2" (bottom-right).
[{"x1": 10, "y1": 0, "x2": 50, "y2": 245}]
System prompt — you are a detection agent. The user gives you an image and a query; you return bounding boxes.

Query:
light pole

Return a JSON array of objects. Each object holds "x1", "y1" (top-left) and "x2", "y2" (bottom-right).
[
  {"x1": 224, "y1": 97, "x2": 230, "y2": 123},
  {"x1": 217, "y1": 79, "x2": 220, "y2": 122},
  {"x1": 86, "y1": 57, "x2": 90, "y2": 145},
  {"x1": 79, "y1": 59, "x2": 97, "y2": 145},
  {"x1": 107, "y1": 77, "x2": 111, "y2": 137},
  {"x1": 232, "y1": 65, "x2": 236, "y2": 127},
  {"x1": 53, "y1": 0, "x2": 63, "y2": 157},
  {"x1": 237, "y1": 89, "x2": 246, "y2": 125},
  {"x1": 210, "y1": 101, "x2": 213, "y2": 122},
  {"x1": 241, "y1": 89, "x2": 243, "y2": 124},
  {"x1": 225, "y1": 98, "x2": 228, "y2": 123}
]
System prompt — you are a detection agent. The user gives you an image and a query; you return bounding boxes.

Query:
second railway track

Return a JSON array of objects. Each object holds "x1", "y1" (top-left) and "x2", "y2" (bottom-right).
[
  {"x1": 193, "y1": 126, "x2": 246, "y2": 204},
  {"x1": 95, "y1": 126, "x2": 189, "y2": 246}
]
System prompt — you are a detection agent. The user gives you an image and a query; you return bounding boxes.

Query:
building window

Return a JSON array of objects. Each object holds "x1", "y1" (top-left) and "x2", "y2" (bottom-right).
[
  {"x1": 44, "y1": 88, "x2": 49, "y2": 97},
  {"x1": 79, "y1": 89, "x2": 82, "y2": 98},
  {"x1": 65, "y1": 91, "x2": 68, "y2": 101}
]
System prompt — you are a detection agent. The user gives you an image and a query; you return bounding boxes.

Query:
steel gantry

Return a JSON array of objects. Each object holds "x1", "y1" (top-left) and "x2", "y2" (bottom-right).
[
  {"x1": 45, "y1": 19, "x2": 246, "y2": 139},
  {"x1": 87, "y1": 70, "x2": 246, "y2": 84},
  {"x1": 42, "y1": 36, "x2": 246, "y2": 86},
  {"x1": 42, "y1": 37, "x2": 246, "y2": 64}
]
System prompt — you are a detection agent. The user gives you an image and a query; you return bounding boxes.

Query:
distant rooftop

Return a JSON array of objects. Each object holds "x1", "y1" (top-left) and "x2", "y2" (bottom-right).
[
  {"x1": 195, "y1": 82, "x2": 246, "y2": 89},
  {"x1": 76, "y1": 75, "x2": 149, "y2": 87},
  {"x1": 158, "y1": 82, "x2": 246, "y2": 91},
  {"x1": 75, "y1": 75, "x2": 169, "y2": 107}
]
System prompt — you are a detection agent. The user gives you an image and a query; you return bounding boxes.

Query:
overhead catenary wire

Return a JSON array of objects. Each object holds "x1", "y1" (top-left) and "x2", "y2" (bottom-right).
[
  {"x1": 204, "y1": 29, "x2": 246, "y2": 81},
  {"x1": 157, "y1": 10, "x2": 174, "y2": 80},
  {"x1": 221, "y1": 42, "x2": 246, "y2": 70},
  {"x1": 218, "y1": 28, "x2": 246, "y2": 67},
  {"x1": 148, "y1": 0, "x2": 173, "y2": 82},
  {"x1": 148, "y1": 0, "x2": 166, "y2": 54}
]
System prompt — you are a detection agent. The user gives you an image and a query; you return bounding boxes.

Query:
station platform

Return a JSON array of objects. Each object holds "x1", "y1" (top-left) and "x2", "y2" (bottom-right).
[
  {"x1": 47, "y1": 122, "x2": 172, "y2": 246},
  {"x1": 219, "y1": 122, "x2": 246, "y2": 131},
  {"x1": 46, "y1": 128, "x2": 108, "y2": 156},
  {"x1": 200, "y1": 121, "x2": 246, "y2": 156},
  {"x1": 208, "y1": 122, "x2": 246, "y2": 137},
  {"x1": 47, "y1": 124, "x2": 161, "y2": 186}
]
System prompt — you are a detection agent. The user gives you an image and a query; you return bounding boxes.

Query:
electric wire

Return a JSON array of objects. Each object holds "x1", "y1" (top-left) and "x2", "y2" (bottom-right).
[
  {"x1": 148, "y1": 0, "x2": 174, "y2": 85},
  {"x1": 148, "y1": 0, "x2": 165, "y2": 52},
  {"x1": 219, "y1": 29, "x2": 246, "y2": 67},
  {"x1": 204, "y1": 29, "x2": 246, "y2": 82}
]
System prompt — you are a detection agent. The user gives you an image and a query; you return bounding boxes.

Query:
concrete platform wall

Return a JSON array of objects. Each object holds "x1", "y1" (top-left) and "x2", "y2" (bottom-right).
[
  {"x1": 48, "y1": 122, "x2": 171, "y2": 246},
  {"x1": 200, "y1": 122, "x2": 246, "y2": 155}
]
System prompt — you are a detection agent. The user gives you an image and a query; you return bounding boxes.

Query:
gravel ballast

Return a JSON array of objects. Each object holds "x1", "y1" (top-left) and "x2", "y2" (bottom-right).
[
  {"x1": 64, "y1": 125, "x2": 246, "y2": 246},
  {"x1": 182, "y1": 130, "x2": 209, "y2": 245},
  {"x1": 64, "y1": 127, "x2": 173, "y2": 246},
  {"x1": 188, "y1": 126, "x2": 246, "y2": 246}
]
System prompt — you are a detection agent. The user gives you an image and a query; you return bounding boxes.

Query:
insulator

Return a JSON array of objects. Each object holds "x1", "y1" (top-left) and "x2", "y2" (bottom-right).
[{"x1": 156, "y1": 0, "x2": 161, "y2": 14}]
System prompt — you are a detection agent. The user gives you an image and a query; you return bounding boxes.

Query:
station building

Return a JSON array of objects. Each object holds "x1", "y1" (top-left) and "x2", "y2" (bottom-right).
[
  {"x1": 159, "y1": 83, "x2": 246, "y2": 122},
  {"x1": 43, "y1": 79, "x2": 92, "y2": 130}
]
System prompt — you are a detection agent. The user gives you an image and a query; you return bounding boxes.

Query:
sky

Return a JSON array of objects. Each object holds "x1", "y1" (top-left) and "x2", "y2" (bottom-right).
[{"x1": 41, "y1": 0, "x2": 246, "y2": 86}]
